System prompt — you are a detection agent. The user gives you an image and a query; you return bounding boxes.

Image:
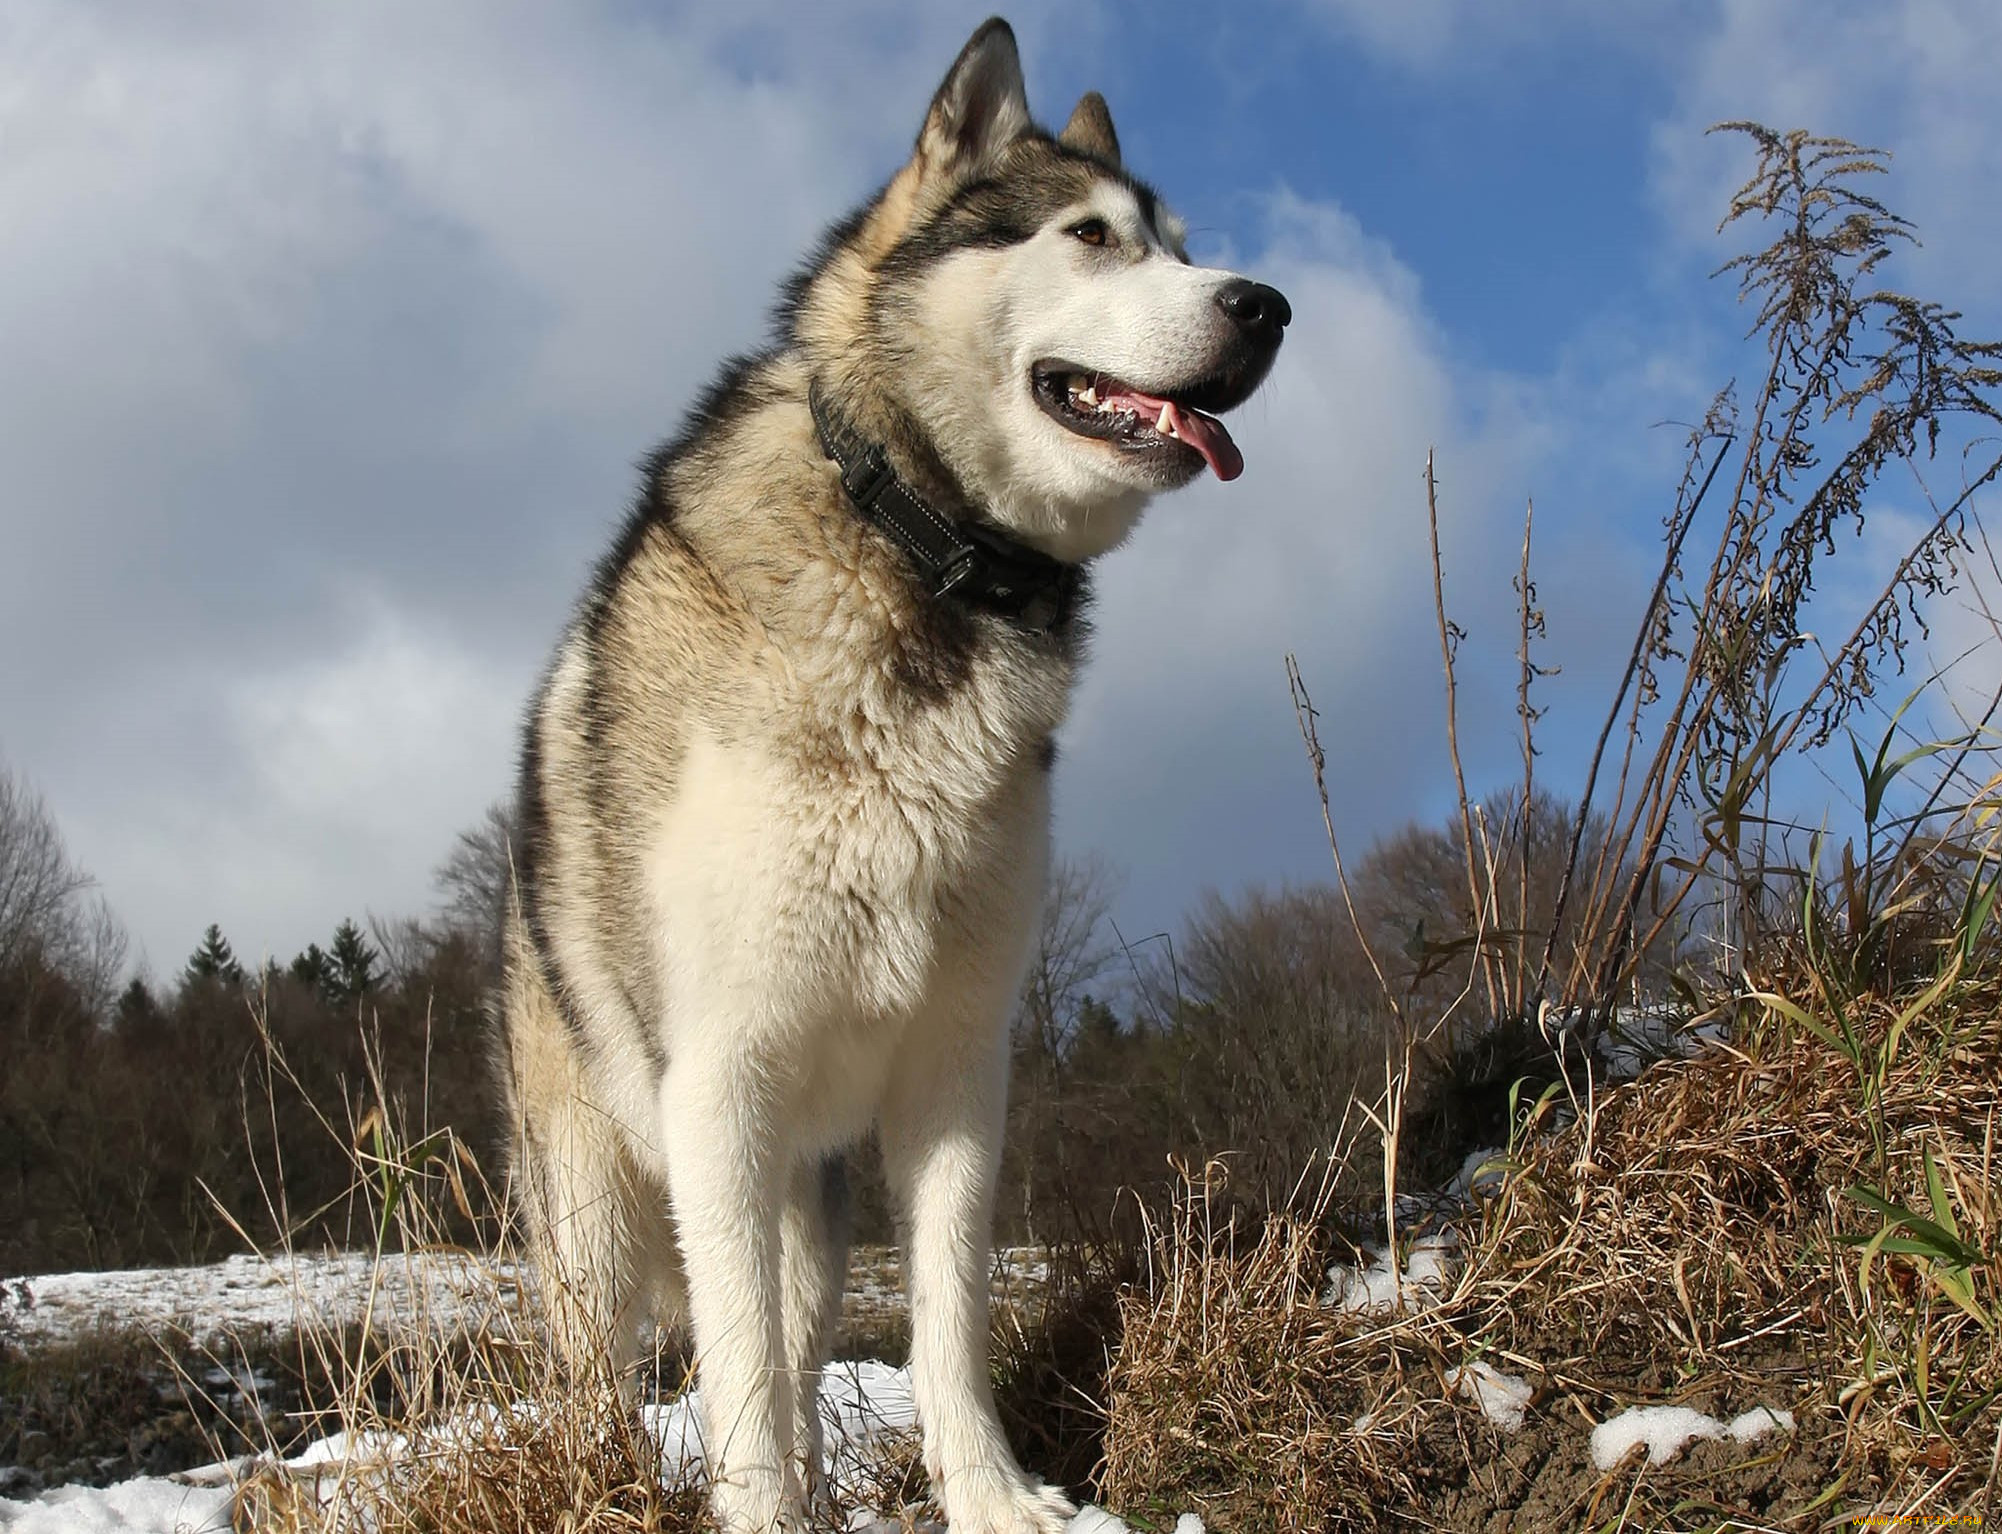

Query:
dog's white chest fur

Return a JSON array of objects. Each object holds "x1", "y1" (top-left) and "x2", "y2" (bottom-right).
[{"x1": 641, "y1": 639, "x2": 1064, "y2": 1145}]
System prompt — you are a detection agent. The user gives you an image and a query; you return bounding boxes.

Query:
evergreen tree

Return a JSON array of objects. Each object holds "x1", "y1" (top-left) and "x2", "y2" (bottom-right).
[
  {"x1": 116, "y1": 976, "x2": 159, "y2": 1029},
  {"x1": 1074, "y1": 994, "x2": 1121, "y2": 1053},
  {"x1": 327, "y1": 919, "x2": 379, "y2": 1002},
  {"x1": 290, "y1": 942, "x2": 333, "y2": 999},
  {"x1": 183, "y1": 923, "x2": 244, "y2": 987}
]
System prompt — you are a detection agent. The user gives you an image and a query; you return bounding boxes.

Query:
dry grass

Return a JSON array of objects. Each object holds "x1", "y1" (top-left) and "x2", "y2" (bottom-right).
[
  {"x1": 165, "y1": 1007, "x2": 711, "y2": 1533},
  {"x1": 1093, "y1": 946, "x2": 2000, "y2": 1531},
  {"x1": 233, "y1": 1375, "x2": 710, "y2": 1534},
  {"x1": 1101, "y1": 1175, "x2": 1401, "y2": 1531},
  {"x1": 1155, "y1": 118, "x2": 2002, "y2": 1531}
]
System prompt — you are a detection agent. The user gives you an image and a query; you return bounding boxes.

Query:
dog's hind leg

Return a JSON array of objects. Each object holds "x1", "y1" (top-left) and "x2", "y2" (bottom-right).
[
  {"x1": 778, "y1": 1153, "x2": 851, "y2": 1505},
  {"x1": 518, "y1": 1102, "x2": 652, "y2": 1399},
  {"x1": 502, "y1": 939, "x2": 652, "y2": 1399}
]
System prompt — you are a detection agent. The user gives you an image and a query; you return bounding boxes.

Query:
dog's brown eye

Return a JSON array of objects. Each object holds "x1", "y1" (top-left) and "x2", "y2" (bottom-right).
[{"x1": 1070, "y1": 218, "x2": 1110, "y2": 247}]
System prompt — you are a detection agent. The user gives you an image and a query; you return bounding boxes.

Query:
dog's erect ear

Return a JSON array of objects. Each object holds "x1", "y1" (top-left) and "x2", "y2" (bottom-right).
[
  {"x1": 917, "y1": 18, "x2": 1031, "y2": 181},
  {"x1": 1058, "y1": 91, "x2": 1120, "y2": 167}
]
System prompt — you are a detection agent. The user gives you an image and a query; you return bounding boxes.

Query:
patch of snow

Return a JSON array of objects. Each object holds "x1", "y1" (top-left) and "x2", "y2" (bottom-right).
[
  {"x1": 640, "y1": 1363, "x2": 918, "y2": 1486},
  {"x1": 3, "y1": 1246, "x2": 1047, "y2": 1355},
  {"x1": 281, "y1": 1428, "x2": 409, "y2": 1470},
  {"x1": 0, "y1": 1251, "x2": 517, "y2": 1350},
  {"x1": 1446, "y1": 1360, "x2": 1532, "y2": 1432},
  {"x1": 1726, "y1": 1406, "x2": 1794, "y2": 1441},
  {"x1": 1068, "y1": 1508, "x2": 1200, "y2": 1534},
  {"x1": 1323, "y1": 1233, "x2": 1459, "y2": 1316},
  {"x1": 1590, "y1": 1405, "x2": 1722, "y2": 1467},
  {"x1": 1068, "y1": 1509, "x2": 1130, "y2": 1534},
  {"x1": 0, "y1": 1477, "x2": 229, "y2": 1532},
  {"x1": 1450, "y1": 1147, "x2": 1508, "y2": 1199},
  {"x1": 817, "y1": 1360, "x2": 920, "y2": 1488},
  {"x1": 643, "y1": 1392, "x2": 706, "y2": 1477},
  {"x1": 1589, "y1": 1403, "x2": 1795, "y2": 1470},
  {"x1": 1536, "y1": 1004, "x2": 1723, "y2": 1083}
]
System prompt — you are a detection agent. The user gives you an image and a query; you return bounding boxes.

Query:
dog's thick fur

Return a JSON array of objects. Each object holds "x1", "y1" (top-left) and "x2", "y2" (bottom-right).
[{"x1": 498, "y1": 19, "x2": 1285, "y2": 1532}]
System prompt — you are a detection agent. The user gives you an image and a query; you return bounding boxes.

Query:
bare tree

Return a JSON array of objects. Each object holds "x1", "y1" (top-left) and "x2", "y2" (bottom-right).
[
  {"x1": 1168, "y1": 884, "x2": 1386, "y2": 1199},
  {"x1": 1005, "y1": 853, "x2": 1124, "y2": 1239},
  {"x1": 1352, "y1": 788, "x2": 1623, "y2": 1015},
  {"x1": 1016, "y1": 852, "x2": 1123, "y2": 1060},
  {"x1": 434, "y1": 799, "x2": 516, "y2": 972},
  {"x1": 0, "y1": 759, "x2": 126, "y2": 1009},
  {"x1": 0, "y1": 762, "x2": 88, "y2": 970}
]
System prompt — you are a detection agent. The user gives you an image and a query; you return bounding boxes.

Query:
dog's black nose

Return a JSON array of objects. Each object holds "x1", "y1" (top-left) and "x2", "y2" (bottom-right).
[{"x1": 1216, "y1": 279, "x2": 1291, "y2": 343}]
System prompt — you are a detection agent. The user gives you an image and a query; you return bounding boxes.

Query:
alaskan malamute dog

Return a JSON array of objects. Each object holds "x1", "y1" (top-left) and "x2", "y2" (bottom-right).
[{"x1": 499, "y1": 17, "x2": 1287, "y2": 1531}]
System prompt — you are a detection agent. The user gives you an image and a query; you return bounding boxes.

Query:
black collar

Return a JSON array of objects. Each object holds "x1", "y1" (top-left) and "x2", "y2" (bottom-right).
[{"x1": 809, "y1": 385, "x2": 1078, "y2": 633}]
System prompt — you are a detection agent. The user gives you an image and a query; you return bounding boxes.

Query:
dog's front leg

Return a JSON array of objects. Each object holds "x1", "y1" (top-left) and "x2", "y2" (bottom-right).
[
  {"x1": 658, "y1": 1051, "x2": 800, "y2": 1532},
  {"x1": 881, "y1": 1026, "x2": 1075, "y2": 1534}
]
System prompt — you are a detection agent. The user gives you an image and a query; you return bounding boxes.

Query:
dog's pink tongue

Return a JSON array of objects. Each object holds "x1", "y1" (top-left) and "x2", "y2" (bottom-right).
[
  {"x1": 1166, "y1": 402, "x2": 1244, "y2": 482},
  {"x1": 1102, "y1": 385, "x2": 1244, "y2": 482}
]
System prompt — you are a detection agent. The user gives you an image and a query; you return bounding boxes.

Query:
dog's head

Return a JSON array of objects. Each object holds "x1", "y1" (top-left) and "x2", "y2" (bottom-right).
[{"x1": 797, "y1": 18, "x2": 1289, "y2": 563}]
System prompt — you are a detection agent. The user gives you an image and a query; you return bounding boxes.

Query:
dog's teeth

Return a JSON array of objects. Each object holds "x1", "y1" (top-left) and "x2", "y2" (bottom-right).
[
  {"x1": 1079, "y1": 383, "x2": 1098, "y2": 407},
  {"x1": 1157, "y1": 404, "x2": 1174, "y2": 435}
]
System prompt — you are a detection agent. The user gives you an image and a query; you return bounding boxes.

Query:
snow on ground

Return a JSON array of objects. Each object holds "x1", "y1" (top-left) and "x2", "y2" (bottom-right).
[
  {"x1": 1, "y1": 1246, "x2": 1049, "y2": 1354},
  {"x1": 1445, "y1": 1361, "x2": 1533, "y2": 1433},
  {"x1": 0, "y1": 1248, "x2": 1132, "y2": 1529},
  {"x1": 1529, "y1": 1004, "x2": 1726, "y2": 1084},
  {"x1": 0, "y1": 1475, "x2": 230, "y2": 1534},
  {"x1": 0, "y1": 1251, "x2": 517, "y2": 1350},
  {"x1": 0, "y1": 1363, "x2": 1183, "y2": 1534},
  {"x1": 1448, "y1": 1147, "x2": 1508, "y2": 1200},
  {"x1": 1071, "y1": 1513, "x2": 1204, "y2": 1534},
  {"x1": 0, "y1": 1247, "x2": 1124, "y2": 1529},
  {"x1": 1589, "y1": 1404, "x2": 1795, "y2": 1470},
  {"x1": 1322, "y1": 1232, "x2": 1459, "y2": 1316}
]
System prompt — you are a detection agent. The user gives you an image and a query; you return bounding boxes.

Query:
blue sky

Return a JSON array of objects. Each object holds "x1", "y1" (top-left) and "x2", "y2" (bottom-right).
[{"x1": 3, "y1": 0, "x2": 1998, "y2": 978}]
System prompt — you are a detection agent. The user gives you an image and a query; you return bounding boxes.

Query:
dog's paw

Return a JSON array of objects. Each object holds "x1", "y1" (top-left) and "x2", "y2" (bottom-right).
[
  {"x1": 708, "y1": 1470, "x2": 808, "y2": 1534},
  {"x1": 939, "y1": 1466, "x2": 1076, "y2": 1534}
]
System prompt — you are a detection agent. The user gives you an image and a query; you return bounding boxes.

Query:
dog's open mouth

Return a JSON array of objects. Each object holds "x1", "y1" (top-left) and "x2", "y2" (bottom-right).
[{"x1": 1030, "y1": 364, "x2": 1244, "y2": 482}]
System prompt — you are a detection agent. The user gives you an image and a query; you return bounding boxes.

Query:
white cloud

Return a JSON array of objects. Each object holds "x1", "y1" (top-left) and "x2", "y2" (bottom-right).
[
  {"x1": 1651, "y1": 0, "x2": 2002, "y2": 310},
  {"x1": 62, "y1": 597, "x2": 522, "y2": 977},
  {"x1": 1930, "y1": 551, "x2": 2002, "y2": 732}
]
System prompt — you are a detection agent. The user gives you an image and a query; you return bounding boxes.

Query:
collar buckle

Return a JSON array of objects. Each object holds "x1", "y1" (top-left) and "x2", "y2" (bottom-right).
[
  {"x1": 932, "y1": 548, "x2": 977, "y2": 599},
  {"x1": 842, "y1": 444, "x2": 896, "y2": 508}
]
